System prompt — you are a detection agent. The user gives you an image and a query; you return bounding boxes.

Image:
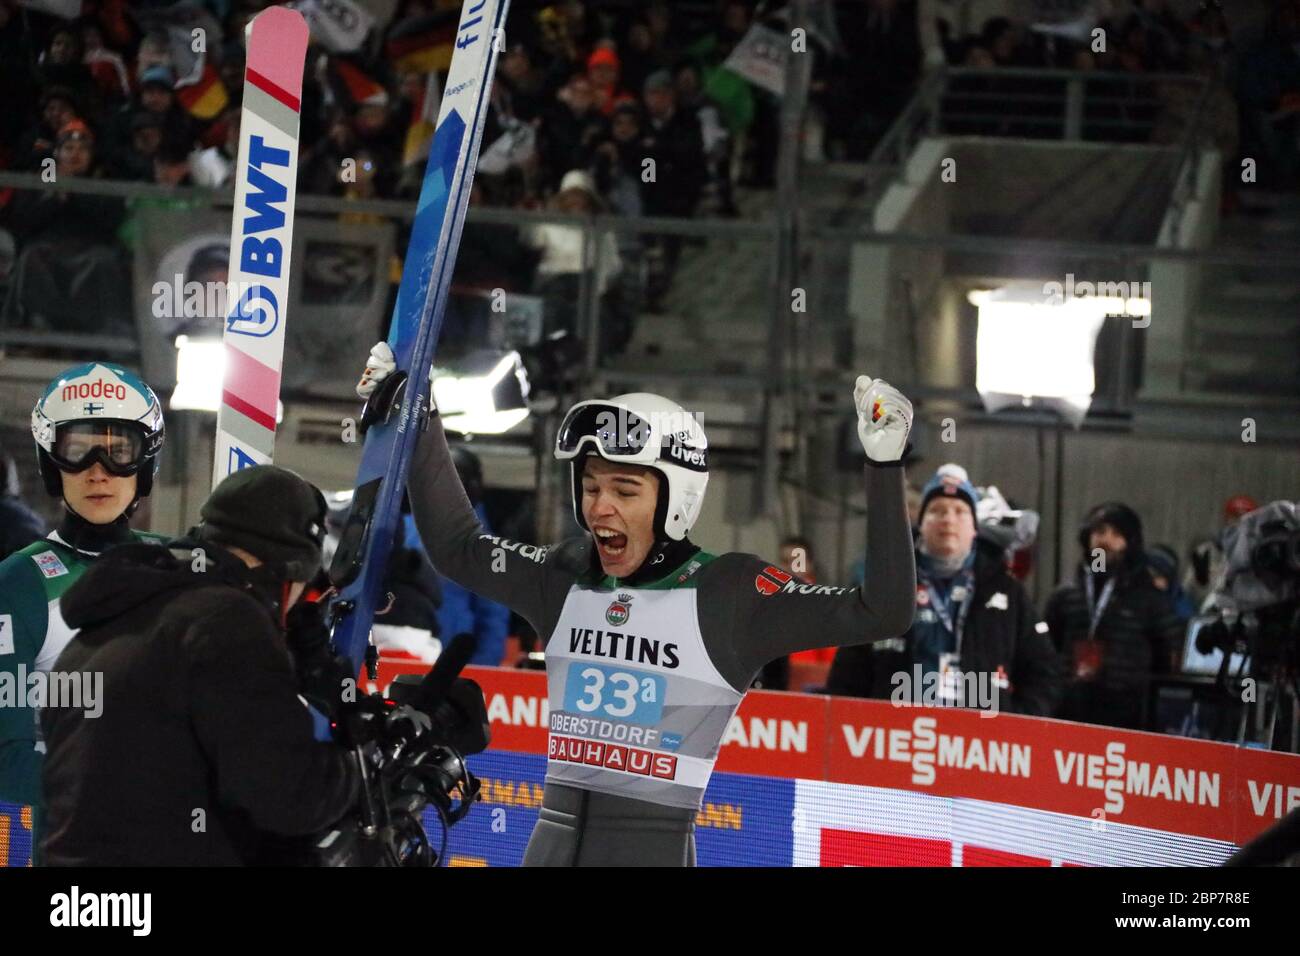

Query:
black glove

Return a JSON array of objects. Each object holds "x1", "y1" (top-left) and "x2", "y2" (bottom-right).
[{"x1": 284, "y1": 600, "x2": 357, "y2": 720}]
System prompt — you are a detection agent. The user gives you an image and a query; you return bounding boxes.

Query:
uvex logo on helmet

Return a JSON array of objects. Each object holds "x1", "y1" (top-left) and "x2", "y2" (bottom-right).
[
  {"x1": 668, "y1": 441, "x2": 706, "y2": 468},
  {"x1": 61, "y1": 379, "x2": 128, "y2": 403}
]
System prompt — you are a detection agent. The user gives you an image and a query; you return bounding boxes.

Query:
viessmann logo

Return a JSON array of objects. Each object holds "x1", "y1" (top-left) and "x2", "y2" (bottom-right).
[{"x1": 61, "y1": 379, "x2": 127, "y2": 403}]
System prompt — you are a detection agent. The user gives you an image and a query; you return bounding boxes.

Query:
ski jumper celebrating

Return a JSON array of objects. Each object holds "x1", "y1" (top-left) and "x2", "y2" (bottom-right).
[
  {"x1": 0, "y1": 363, "x2": 167, "y2": 847},
  {"x1": 359, "y1": 344, "x2": 917, "y2": 866}
]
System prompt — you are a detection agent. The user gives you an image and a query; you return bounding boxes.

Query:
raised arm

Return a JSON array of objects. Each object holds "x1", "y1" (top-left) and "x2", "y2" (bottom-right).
[
  {"x1": 406, "y1": 416, "x2": 569, "y2": 633},
  {"x1": 700, "y1": 376, "x2": 918, "y2": 690},
  {"x1": 701, "y1": 461, "x2": 916, "y2": 690},
  {"x1": 356, "y1": 343, "x2": 574, "y2": 638}
]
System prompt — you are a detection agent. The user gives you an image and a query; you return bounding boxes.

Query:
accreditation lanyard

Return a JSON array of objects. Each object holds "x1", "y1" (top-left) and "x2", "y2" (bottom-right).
[
  {"x1": 1083, "y1": 572, "x2": 1117, "y2": 640},
  {"x1": 921, "y1": 567, "x2": 976, "y2": 658}
]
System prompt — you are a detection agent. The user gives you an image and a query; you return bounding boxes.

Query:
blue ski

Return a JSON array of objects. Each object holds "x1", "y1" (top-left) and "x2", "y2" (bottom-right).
[{"x1": 329, "y1": 0, "x2": 510, "y2": 676}]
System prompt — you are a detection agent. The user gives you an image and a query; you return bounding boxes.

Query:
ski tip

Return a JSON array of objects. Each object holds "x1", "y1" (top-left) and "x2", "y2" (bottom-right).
[{"x1": 247, "y1": 7, "x2": 310, "y2": 101}]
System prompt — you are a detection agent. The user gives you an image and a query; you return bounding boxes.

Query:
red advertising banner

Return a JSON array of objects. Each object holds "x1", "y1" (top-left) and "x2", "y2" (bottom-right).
[{"x1": 376, "y1": 662, "x2": 1300, "y2": 849}]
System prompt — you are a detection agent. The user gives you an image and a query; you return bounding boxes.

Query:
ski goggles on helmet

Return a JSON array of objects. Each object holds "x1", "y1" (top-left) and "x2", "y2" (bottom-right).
[
  {"x1": 49, "y1": 421, "x2": 148, "y2": 476},
  {"x1": 555, "y1": 401, "x2": 657, "y2": 464}
]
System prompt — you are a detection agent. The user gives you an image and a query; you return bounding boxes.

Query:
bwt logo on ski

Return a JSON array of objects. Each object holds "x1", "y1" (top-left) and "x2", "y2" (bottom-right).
[
  {"x1": 228, "y1": 446, "x2": 259, "y2": 474},
  {"x1": 61, "y1": 379, "x2": 127, "y2": 403},
  {"x1": 228, "y1": 134, "x2": 293, "y2": 337}
]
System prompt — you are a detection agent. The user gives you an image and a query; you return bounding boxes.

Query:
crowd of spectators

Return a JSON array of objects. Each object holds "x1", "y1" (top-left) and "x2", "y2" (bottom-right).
[
  {"x1": 774, "y1": 458, "x2": 1270, "y2": 741},
  {"x1": 0, "y1": 1, "x2": 1297, "y2": 344},
  {"x1": 0, "y1": 0, "x2": 796, "y2": 344}
]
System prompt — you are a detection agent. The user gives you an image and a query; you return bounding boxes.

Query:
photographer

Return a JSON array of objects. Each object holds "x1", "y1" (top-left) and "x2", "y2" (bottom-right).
[{"x1": 40, "y1": 466, "x2": 360, "y2": 866}]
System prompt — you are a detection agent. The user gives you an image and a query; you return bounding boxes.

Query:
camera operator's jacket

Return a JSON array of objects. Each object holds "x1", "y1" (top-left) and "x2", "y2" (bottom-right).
[
  {"x1": 407, "y1": 417, "x2": 916, "y2": 866},
  {"x1": 40, "y1": 542, "x2": 358, "y2": 865},
  {"x1": 824, "y1": 536, "x2": 1064, "y2": 716}
]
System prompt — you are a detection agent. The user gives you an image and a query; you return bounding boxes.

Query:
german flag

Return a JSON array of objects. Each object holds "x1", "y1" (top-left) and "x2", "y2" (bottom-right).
[
  {"x1": 385, "y1": 12, "x2": 459, "y2": 74},
  {"x1": 331, "y1": 59, "x2": 388, "y2": 107},
  {"x1": 175, "y1": 61, "x2": 229, "y2": 121}
]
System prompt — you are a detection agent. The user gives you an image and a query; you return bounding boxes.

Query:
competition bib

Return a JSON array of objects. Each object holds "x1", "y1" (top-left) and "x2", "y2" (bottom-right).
[{"x1": 544, "y1": 583, "x2": 744, "y2": 811}]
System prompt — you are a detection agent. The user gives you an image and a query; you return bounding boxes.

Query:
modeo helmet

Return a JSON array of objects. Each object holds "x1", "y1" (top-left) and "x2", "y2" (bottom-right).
[
  {"x1": 554, "y1": 392, "x2": 708, "y2": 541},
  {"x1": 31, "y1": 362, "x2": 166, "y2": 500}
]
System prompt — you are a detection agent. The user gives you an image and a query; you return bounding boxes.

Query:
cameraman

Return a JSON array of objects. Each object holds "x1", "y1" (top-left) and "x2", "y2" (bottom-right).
[{"x1": 40, "y1": 466, "x2": 360, "y2": 866}]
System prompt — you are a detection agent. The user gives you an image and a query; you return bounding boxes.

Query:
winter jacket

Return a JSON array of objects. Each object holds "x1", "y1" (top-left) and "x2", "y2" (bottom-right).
[
  {"x1": 1043, "y1": 560, "x2": 1185, "y2": 730},
  {"x1": 828, "y1": 538, "x2": 1063, "y2": 716},
  {"x1": 1044, "y1": 502, "x2": 1186, "y2": 731},
  {"x1": 40, "y1": 541, "x2": 359, "y2": 866}
]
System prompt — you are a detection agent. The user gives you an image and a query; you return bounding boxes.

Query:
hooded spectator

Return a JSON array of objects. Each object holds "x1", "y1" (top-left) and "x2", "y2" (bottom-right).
[{"x1": 1044, "y1": 501, "x2": 1185, "y2": 730}]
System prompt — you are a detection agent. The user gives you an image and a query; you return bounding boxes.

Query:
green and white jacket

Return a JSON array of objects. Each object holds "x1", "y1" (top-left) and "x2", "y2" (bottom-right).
[{"x1": 0, "y1": 526, "x2": 165, "y2": 807}]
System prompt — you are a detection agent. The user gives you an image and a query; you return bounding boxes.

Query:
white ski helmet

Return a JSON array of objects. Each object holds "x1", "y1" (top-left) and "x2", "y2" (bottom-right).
[
  {"x1": 31, "y1": 362, "x2": 166, "y2": 499},
  {"x1": 554, "y1": 392, "x2": 708, "y2": 541}
]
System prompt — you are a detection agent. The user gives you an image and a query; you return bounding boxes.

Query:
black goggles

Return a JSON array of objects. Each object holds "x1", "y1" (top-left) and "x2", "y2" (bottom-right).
[
  {"x1": 555, "y1": 402, "x2": 656, "y2": 463},
  {"x1": 50, "y1": 422, "x2": 148, "y2": 476}
]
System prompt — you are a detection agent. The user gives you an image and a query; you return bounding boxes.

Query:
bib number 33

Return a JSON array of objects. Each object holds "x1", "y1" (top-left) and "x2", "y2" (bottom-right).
[{"x1": 564, "y1": 662, "x2": 665, "y2": 724}]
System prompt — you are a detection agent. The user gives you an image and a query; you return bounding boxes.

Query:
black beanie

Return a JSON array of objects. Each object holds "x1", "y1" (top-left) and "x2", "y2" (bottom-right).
[{"x1": 198, "y1": 465, "x2": 327, "y2": 581}]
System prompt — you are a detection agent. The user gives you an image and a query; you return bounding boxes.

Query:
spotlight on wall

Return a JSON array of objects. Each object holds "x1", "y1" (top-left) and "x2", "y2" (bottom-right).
[
  {"x1": 431, "y1": 349, "x2": 531, "y2": 435},
  {"x1": 968, "y1": 282, "x2": 1146, "y2": 427}
]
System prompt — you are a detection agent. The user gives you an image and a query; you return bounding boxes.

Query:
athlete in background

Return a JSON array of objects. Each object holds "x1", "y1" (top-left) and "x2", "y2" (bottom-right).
[
  {"x1": 360, "y1": 343, "x2": 915, "y2": 866},
  {"x1": 0, "y1": 363, "x2": 166, "y2": 857}
]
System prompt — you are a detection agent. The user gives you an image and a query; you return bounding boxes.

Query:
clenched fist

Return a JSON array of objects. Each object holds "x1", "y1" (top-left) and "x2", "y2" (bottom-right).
[{"x1": 854, "y1": 375, "x2": 912, "y2": 464}]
